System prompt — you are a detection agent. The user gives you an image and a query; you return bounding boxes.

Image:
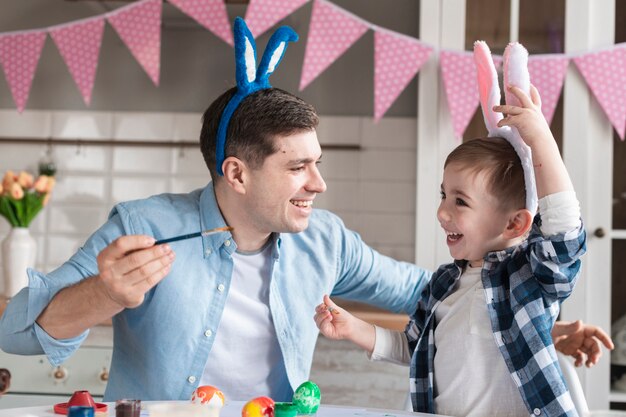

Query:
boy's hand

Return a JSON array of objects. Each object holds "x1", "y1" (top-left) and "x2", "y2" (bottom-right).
[
  {"x1": 493, "y1": 84, "x2": 553, "y2": 148},
  {"x1": 314, "y1": 295, "x2": 376, "y2": 352},
  {"x1": 314, "y1": 295, "x2": 352, "y2": 340}
]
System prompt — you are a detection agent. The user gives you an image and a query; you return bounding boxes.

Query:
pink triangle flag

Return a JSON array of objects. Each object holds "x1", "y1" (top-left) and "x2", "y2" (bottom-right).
[
  {"x1": 374, "y1": 29, "x2": 432, "y2": 121},
  {"x1": 440, "y1": 50, "x2": 480, "y2": 139},
  {"x1": 573, "y1": 44, "x2": 626, "y2": 140},
  {"x1": 299, "y1": 0, "x2": 369, "y2": 90},
  {"x1": 168, "y1": 0, "x2": 233, "y2": 46},
  {"x1": 0, "y1": 30, "x2": 47, "y2": 113},
  {"x1": 107, "y1": 0, "x2": 162, "y2": 86},
  {"x1": 245, "y1": 0, "x2": 309, "y2": 39},
  {"x1": 49, "y1": 17, "x2": 105, "y2": 106},
  {"x1": 528, "y1": 54, "x2": 569, "y2": 125}
]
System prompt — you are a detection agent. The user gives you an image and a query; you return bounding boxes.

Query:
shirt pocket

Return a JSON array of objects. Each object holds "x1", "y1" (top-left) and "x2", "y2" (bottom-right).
[{"x1": 469, "y1": 286, "x2": 492, "y2": 338}]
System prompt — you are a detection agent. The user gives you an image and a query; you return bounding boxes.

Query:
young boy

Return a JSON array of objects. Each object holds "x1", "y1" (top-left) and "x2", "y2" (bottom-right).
[{"x1": 314, "y1": 84, "x2": 586, "y2": 417}]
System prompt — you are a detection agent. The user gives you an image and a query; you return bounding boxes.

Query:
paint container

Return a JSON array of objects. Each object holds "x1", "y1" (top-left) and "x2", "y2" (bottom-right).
[
  {"x1": 67, "y1": 406, "x2": 94, "y2": 417},
  {"x1": 274, "y1": 402, "x2": 298, "y2": 417},
  {"x1": 115, "y1": 399, "x2": 141, "y2": 417}
]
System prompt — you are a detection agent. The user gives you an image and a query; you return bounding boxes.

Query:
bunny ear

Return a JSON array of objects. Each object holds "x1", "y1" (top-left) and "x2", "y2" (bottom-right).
[
  {"x1": 256, "y1": 26, "x2": 299, "y2": 88},
  {"x1": 503, "y1": 42, "x2": 530, "y2": 108},
  {"x1": 473, "y1": 41, "x2": 504, "y2": 136},
  {"x1": 234, "y1": 17, "x2": 258, "y2": 93}
]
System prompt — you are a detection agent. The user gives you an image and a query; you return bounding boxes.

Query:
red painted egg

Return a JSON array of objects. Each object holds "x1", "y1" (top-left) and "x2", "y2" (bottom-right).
[{"x1": 242, "y1": 396, "x2": 275, "y2": 417}]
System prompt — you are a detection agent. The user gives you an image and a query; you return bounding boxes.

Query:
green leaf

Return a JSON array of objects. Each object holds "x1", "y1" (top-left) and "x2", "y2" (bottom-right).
[
  {"x1": 23, "y1": 193, "x2": 44, "y2": 227},
  {"x1": 0, "y1": 197, "x2": 19, "y2": 227}
]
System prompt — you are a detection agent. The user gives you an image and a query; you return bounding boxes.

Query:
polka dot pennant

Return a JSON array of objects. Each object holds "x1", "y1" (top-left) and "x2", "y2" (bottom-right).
[
  {"x1": 245, "y1": 0, "x2": 310, "y2": 39},
  {"x1": 573, "y1": 44, "x2": 626, "y2": 140},
  {"x1": 527, "y1": 55, "x2": 569, "y2": 125},
  {"x1": 49, "y1": 17, "x2": 105, "y2": 106},
  {"x1": 107, "y1": 0, "x2": 162, "y2": 86},
  {"x1": 374, "y1": 29, "x2": 433, "y2": 122},
  {"x1": 440, "y1": 50, "x2": 480, "y2": 139},
  {"x1": 0, "y1": 30, "x2": 46, "y2": 113},
  {"x1": 299, "y1": 0, "x2": 369, "y2": 91},
  {"x1": 168, "y1": 0, "x2": 233, "y2": 46}
]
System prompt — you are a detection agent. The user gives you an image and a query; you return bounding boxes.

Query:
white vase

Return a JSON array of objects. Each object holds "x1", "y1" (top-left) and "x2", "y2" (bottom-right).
[{"x1": 2, "y1": 227, "x2": 36, "y2": 298}]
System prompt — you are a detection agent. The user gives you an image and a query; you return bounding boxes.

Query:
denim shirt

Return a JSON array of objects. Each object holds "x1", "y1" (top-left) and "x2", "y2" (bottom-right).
[{"x1": 0, "y1": 182, "x2": 431, "y2": 401}]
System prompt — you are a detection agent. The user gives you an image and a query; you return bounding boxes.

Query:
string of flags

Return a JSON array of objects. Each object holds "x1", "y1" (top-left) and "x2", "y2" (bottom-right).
[{"x1": 0, "y1": 0, "x2": 625, "y2": 140}]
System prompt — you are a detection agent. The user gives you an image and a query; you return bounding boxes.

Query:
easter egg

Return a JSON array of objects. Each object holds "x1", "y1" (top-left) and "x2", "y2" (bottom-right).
[
  {"x1": 191, "y1": 385, "x2": 226, "y2": 406},
  {"x1": 241, "y1": 396, "x2": 275, "y2": 417},
  {"x1": 292, "y1": 381, "x2": 321, "y2": 414}
]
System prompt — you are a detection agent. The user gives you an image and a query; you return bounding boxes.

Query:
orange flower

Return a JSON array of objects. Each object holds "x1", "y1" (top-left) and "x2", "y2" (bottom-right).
[
  {"x1": 0, "y1": 183, "x2": 3, "y2": 195},
  {"x1": 9, "y1": 182, "x2": 24, "y2": 200},
  {"x1": 42, "y1": 193, "x2": 51, "y2": 207},
  {"x1": 44, "y1": 176, "x2": 56, "y2": 193},
  {"x1": 17, "y1": 171, "x2": 34, "y2": 188},
  {"x1": 33, "y1": 176, "x2": 49, "y2": 193},
  {"x1": 2, "y1": 170, "x2": 16, "y2": 191}
]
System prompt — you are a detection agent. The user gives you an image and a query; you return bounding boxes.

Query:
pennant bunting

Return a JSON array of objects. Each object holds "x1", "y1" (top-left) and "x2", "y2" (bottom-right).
[
  {"x1": 168, "y1": 0, "x2": 233, "y2": 46},
  {"x1": 107, "y1": 0, "x2": 162, "y2": 86},
  {"x1": 573, "y1": 44, "x2": 626, "y2": 140},
  {"x1": 374, "y1": 29, "x2": 432, "y2": 121},
  {"x1": 528, "y1": 55, "x2": 569, "y2": 125},
  {"x1": 0, "y1": 30, "x2": 47, "y2": 113},
  {"x1": 299, "y1": 0, "x2": 369, "y2": 90},
  {"x1": 49, "y1": 17, "x2": 105, "y2": 106},
  {"x1": 440, "y1": 50, "x2": 480, "y2": 139},
  {"x1": 245, "y1": 0, "x2": 310, "y2": 39}
]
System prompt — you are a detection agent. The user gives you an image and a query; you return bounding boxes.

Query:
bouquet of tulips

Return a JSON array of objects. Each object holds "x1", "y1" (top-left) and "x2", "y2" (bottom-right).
[{"x1": 0, "y1": 170, "x2": 55, "y2": 228}]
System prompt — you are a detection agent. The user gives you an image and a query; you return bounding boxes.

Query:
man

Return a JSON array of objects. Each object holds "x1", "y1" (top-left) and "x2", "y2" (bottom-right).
[{"x1": 0, "y1": 19, "x2": 612, "y2": 403}]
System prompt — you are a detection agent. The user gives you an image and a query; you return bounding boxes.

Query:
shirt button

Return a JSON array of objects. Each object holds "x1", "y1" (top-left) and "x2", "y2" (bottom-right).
[
  {"x1": 217, "y1": 284, "x2": 225, "y2": 292},
  {"x1": 533, "y1": 408, "x2": 541, "y2": 415},
  {"x1": 205, "y1": 248, "x2": 212, "y2": 256},
  {"x1": 188, "y1": 376, "x2": 196, "y2": 384},
  {"x1": 224, "y1": 239, "x2": 231, "y2": 247},
  {"x1": 204, "y1": 329, "x2": 213, "y2": 337}
]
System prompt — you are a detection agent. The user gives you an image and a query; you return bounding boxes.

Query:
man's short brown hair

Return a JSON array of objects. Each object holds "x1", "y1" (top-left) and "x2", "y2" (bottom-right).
[{"x1": 200, "y1": 87, "x2": 319, "y2": 181}]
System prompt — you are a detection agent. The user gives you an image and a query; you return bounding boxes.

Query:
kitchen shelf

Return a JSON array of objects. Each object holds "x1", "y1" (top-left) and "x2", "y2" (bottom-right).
[{"x1": 0, "y1": 137, "x2": 360, "y2": 151}]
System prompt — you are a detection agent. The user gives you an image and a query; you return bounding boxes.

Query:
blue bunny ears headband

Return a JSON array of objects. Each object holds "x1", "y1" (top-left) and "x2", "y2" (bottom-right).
[
  {"x1": 215, "y1": 17, "x2": 299, "y2": 176},
  {"x1": 474, "y1": 41, "x2": 538, "y2": 216}
]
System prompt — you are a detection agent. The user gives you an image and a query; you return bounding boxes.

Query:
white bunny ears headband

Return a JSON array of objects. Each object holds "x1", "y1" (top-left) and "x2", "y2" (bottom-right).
[
  {"x1": 215, "y1": 17, "x2": 298, "y2": 176},
  {"x1": 473, "y1": 41, "x2": 538, "y2": 216}
]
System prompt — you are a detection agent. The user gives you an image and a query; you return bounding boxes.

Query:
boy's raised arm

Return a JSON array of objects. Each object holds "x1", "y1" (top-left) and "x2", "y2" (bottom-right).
[{"x1": 494, "y1": 84, "x2": 574, "y2": 199}]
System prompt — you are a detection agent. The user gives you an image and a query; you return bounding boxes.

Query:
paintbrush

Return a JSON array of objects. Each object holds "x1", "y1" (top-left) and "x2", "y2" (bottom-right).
[{"x1": 155, "y1": 226, "x2": 233, "y2": 245}]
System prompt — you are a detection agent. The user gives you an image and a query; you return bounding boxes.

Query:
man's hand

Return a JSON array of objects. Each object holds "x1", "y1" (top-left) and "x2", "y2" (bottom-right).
[
  {"x1": 97, "y1": 235, "x2": 175, "y2": 309},
  {"x1": 552, "y1": 320, "x2": 615, "y2": 367}
]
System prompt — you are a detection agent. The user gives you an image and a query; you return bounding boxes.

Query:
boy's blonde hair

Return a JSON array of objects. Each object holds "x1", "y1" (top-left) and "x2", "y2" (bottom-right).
[{"x1": 444, "y1": 137, "x2": 526, "y2": 212}]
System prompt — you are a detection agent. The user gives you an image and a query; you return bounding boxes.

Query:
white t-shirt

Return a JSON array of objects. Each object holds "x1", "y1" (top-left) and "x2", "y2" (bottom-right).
[{"x1": 199, "y1": 241, "x2": 291, "y2": 401}]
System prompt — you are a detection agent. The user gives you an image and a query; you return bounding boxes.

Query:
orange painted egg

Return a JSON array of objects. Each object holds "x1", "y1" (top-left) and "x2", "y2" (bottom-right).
[
  {"x1": 241, "y1": 396, "x2": 275, "y2": 417},
  {"x1": 191, "y1": 385, "x2": 226, "y2": 406}
]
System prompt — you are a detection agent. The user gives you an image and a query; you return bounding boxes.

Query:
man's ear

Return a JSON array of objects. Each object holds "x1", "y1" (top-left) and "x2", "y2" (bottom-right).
[
  {"x1": 503, "y1": 208, "x2": 533, "y2": 239},
  {"x1": 221, "y1": 156, "x2": 248, "y2": 195}
]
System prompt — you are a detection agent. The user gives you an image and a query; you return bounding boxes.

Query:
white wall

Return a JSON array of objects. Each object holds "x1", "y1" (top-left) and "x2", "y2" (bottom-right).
[{"x1": 0, "y1": 110, "x2": 417, "y2": 293}]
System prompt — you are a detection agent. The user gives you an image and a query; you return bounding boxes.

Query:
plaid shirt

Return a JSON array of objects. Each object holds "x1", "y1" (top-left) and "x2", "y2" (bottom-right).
[{"x1": 407, "y1": 216, "x2": 586, "y2": 417}]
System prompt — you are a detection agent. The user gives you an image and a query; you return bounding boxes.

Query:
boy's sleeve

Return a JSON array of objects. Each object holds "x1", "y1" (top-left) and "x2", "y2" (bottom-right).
[
  {"x1": 538, "y1": 190, "x2": 581, "y2": 236},
  {"x1": 526, "y1": 191, "x2": 586, "y2": 302},
  {"x1": 369, "y1": 326, "x2": 411, "y2": 365}
]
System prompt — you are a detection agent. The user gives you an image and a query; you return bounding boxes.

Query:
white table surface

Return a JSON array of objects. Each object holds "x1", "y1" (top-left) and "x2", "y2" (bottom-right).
[{"x1": 0, "y1": 400, "x2": 447, "y2": 417}]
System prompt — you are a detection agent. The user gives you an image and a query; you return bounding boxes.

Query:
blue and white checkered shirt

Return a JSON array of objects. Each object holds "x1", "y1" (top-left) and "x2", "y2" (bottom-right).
[{"x1": 407, "y1": 215, "x2": 586, "y2": 417}]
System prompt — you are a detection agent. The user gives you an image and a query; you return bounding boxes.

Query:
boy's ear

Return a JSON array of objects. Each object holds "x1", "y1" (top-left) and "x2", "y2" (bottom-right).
[
  {"x1": 221, "y1": 156, "x2": 248, "y2": 195},
  {"x1": 503, "y1": 209, "x2": 533, "y2": 239}
]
